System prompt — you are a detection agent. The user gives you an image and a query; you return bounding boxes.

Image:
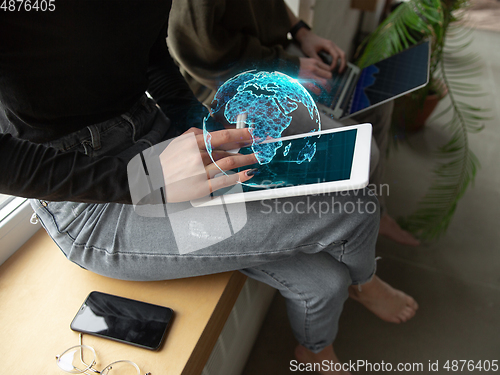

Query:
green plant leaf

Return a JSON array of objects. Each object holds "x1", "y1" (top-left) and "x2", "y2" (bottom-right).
[{"x1": 356, "y1": 0, "x2": 488, "y2": 241}]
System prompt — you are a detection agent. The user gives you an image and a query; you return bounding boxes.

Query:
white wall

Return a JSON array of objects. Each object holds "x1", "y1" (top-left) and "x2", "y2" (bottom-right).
[
  {"x1": 312, "y1": 0, "x2": 361, "y2": 59},
  {"x1": 287, "y1": 0, "x2": 385, "y2": 60},
  {"x1": 284, "y1": 0, "x2": 300, "y2": 16}
]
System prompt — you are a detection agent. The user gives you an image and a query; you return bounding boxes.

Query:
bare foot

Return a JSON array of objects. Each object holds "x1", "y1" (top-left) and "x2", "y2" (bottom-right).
[
  {"x1": 349, "y1": 275, "x2": 418, "y2": 323},
  {"x1": 294, "y1": 344, "x2": 351, "y2": 375},
  {"x1": 379, "y1": 213, "x2": 421, "y2": 246}
]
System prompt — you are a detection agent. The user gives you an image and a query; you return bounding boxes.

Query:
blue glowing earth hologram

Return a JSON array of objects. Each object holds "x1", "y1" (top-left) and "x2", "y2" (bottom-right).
[
  {"x1": 296, "y1": 140, "x2": 317, "y2": 164},
  {"x1": 283, "y1": 142, "x2": 291, "y2": 156},
  {"x1": 203, "y1": 70, "x2": 322, "y2": 187}
]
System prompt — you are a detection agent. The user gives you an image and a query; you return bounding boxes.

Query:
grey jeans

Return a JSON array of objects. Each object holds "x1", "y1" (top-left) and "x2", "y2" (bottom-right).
[{"x1": 31, "y1": 96, "x2": 379, "y2": 353}]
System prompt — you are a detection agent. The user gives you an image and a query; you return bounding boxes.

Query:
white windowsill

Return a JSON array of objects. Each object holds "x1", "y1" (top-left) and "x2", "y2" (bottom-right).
[{"x1": 0, "y1": 198, "x2": 41, "y2": 266}]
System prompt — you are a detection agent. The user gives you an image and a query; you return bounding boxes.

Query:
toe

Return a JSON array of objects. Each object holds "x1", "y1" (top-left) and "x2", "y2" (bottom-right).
[
  {"x1": 404, "y1": 294, "x2": 418, "y2": 309},
  {"x1": 407, "y1": 297, "x2": 419, "y2": 310},
  {"x1": 401, "y1": 306, "x2": 416, "y2": 322},
  {"x1": 404, "y1": 236, "x2": 421, "y2": 246},
  {"x1": 405, "y1": 307, "x2": 416, "y2": 319},
  {"x1": 398, "y1": 311, "x2": 410, "y2": 323},
  {"x1": 412, "y1": 300, "x2": 419, "y2": 310},
  {"x1": 391, "y1": 316, "x2": 402, "y2": 324}
]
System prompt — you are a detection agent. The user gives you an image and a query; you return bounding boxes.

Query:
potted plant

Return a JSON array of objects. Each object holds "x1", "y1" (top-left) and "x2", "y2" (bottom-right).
[{"x1": 355, "y1": 0, "x2": 488, "y2": 240}]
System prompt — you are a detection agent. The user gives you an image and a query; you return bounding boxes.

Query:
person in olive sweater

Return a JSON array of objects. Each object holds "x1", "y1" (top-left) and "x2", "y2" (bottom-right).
[{"x1": 168, "y1": 1, "x2": 419, "y2": 372}]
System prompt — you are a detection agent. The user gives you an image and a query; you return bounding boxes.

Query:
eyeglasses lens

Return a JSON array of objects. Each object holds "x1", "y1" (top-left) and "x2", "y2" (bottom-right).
[
  {"x1": 57, "y1": 346, "x2": 95, "y2": 374},
  {"x1": 101, "y1": 360, "x2": 140, "y2": 375}
]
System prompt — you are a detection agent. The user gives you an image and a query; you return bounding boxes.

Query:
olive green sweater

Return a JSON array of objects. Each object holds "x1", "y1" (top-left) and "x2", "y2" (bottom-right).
[{"x1": 168, "y1": 0, "x2": 300, "y2": 104}]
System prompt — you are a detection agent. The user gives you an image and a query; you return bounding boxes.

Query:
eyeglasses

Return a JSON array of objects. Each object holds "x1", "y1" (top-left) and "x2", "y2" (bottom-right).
[{"x1": 56, "y1": 334, "x2": 151, "y2": 375}]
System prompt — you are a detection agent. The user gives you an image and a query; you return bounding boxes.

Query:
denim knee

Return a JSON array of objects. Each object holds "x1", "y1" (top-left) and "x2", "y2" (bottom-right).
[
  {"x1": 323, "y1": 189, "x2": 379, "y2": 284},
  {"x1": 334, "y1": 188, "x2": 380, "y2": 239},
  {"x1": 357, "y1": 189, "x2": 380, "y2": 232},
  {"x1": 305, "y1": 268, "x2": 351, "y2": 312},
  {"x1": 241, "y1": 252, "x2": 352, "y2": 353}
]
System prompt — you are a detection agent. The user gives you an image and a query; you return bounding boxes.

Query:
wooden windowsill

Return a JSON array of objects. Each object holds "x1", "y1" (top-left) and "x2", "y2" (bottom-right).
[{"x1": 0, "y1": 229, "x2": 247, "y2": 375}]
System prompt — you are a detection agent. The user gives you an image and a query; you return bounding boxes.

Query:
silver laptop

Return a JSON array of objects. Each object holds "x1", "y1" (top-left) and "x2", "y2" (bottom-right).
[{"x1": 314, "y1": 40, "x2": 430, "y2": 119}]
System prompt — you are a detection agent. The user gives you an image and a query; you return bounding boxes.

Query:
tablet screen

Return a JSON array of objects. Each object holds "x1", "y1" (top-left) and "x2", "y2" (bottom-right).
[{"x1": 213, "y1": 128, "x2": 357, "y2": 195}]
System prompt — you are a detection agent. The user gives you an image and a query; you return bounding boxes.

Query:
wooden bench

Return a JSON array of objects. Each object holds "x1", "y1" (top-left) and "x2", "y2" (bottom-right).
[{"x1": 0, "y1": 229, "x2": 249, "y2": 375}]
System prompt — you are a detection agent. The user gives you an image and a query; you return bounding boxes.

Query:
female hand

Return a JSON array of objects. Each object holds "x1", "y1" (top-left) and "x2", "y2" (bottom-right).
[{"x1": 159, "y1": 127, "x2": 258, "y2": 202}]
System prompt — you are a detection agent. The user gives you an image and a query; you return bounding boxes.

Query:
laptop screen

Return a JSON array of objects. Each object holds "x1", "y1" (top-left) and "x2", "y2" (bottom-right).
[{"x1": 348, "y1": 41, "x2": 430, "y2": 116}]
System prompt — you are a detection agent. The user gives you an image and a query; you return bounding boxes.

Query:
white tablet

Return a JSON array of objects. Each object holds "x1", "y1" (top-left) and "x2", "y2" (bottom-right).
[{"x1": 191, "y1": 123, "x2": 372, "y2": 207}]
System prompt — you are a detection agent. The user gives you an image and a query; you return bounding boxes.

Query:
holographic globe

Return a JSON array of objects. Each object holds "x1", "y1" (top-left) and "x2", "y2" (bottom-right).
[{"x1": 203, "y1": 70, "x2": 321, "y2": 186}]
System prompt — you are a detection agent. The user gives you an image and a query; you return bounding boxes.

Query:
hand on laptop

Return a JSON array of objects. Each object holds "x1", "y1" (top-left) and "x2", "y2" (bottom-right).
[
  {"x1": 296, "y1": 32, "x2": 346, "y2": 95},
  {"x1": 159, "y1": 127, "x2": 257, "y2": 202},
  {"x1": 298, "y1": 57, "x2": 333, "y2": 95},
  {"x1": 294, "y1": 28, "x2": 346, "y2": 73}
]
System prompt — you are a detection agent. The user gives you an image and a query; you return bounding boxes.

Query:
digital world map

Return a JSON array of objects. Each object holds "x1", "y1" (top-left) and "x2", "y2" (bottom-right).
[{"x1": 203, "y1": 71, "x2": 321, "y2": 185}]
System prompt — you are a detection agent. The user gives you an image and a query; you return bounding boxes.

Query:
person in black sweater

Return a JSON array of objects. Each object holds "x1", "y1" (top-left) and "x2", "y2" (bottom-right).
[
  {"x1": 0, "y1": 2, "x2": 416, "y2": 373},
  {"x1": 0, "y1": 0, "x2": 209, "y2": 202}
]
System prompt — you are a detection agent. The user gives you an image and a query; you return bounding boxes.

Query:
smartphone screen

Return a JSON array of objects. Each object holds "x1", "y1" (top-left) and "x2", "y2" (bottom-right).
[
  {"x1": 213, "y1": 128, "x2": 357, "y2": 196},
  {"x1": 70, "y1": 291, "x2": 174, "y2": 350}
]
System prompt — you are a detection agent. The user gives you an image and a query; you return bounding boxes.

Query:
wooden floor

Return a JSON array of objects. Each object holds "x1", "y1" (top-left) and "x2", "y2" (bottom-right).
[{"x1": 462, "y1": 0, "x2": 500, "y2": 33}]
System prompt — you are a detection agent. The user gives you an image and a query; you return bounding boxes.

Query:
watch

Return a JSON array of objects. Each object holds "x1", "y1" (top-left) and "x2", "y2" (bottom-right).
[{"x1": 290, "y1": 20, "x2": 311, "y2": 41}]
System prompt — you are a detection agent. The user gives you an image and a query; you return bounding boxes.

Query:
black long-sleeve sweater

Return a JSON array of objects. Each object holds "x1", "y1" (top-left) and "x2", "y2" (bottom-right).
[{"x1": 0, "y1": 0, "x2": 204, "y2": 204}]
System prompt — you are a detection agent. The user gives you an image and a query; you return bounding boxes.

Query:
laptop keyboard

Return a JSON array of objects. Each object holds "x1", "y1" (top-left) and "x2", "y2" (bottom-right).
[
  {"x1": 340, "y1": 74, "x2": 358, "y2": 114},
  {"x1": 330, "y1": 65, "x2": 354, "y2": 106}
]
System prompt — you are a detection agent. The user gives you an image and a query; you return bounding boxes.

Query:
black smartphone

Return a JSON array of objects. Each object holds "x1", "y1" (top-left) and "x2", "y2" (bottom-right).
[{"x1": 70, "y1": 291, "x2": 174, "y2": 350}]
